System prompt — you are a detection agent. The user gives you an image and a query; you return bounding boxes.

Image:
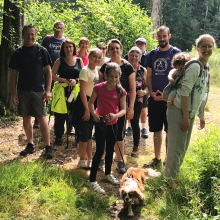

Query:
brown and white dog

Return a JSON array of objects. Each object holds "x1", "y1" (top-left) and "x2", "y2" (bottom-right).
[{"x1": 119, "y1": 167, "x2": 160, "y2": 217}]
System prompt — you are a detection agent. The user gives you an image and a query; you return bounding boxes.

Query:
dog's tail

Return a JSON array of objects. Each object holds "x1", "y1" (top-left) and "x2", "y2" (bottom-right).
[{"x1": 144, "y1": 168, "x2": 161, "y2": 179}]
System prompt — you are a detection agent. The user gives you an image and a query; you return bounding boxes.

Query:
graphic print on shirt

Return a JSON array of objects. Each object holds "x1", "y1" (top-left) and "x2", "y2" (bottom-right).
[
  {"x1": 48, "y1": 43, "x2": 61, "y2": 54},
  {"x1": 93, "y1": 76, "x2": 99, "y2": 85},
  {"x1": 153, "y1": 58, "x2": 168, "y2": 75}
]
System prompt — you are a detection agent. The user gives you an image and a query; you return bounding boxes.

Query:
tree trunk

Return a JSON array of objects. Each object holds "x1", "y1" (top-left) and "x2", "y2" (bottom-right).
[
  {"x1": 0, "y1": 0, "x2": 25, "y2": 111},
  {"x1": 151, "y1": 0, "x2": 161, "y2": 38}
]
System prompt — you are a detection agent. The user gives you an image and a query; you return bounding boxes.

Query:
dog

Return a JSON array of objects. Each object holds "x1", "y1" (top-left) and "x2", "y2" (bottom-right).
[{"x1": 119, "y1": 167, "x2": 160, "y2": 217}]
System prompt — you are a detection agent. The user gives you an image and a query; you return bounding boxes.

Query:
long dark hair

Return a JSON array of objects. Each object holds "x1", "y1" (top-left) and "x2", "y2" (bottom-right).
[{"x1": 105, "y1": 62, "x2": 124, "y2": 96}]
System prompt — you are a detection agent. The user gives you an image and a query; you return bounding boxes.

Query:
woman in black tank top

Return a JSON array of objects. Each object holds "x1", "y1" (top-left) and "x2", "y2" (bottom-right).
[{"x1": 52, "y1": 39, "x2": 84, "y2": 145}]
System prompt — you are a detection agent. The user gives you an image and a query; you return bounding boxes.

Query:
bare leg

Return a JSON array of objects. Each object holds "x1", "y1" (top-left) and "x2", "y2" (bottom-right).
[
  {"x1": 154, "y1": 131, "x2": 162, "y2": 160},
  {"x1": 140, "y1": 107, "x2": 147, "y2": 123},
  {"x1": 38, "y1": 117, "x2": 50, "y2": 146},
  {"x1": 23, "y1": 116, "x2": 33, "y2": 144},
  {"x1": 86, "y1": 139, "x2": 92, "y2": 160},
  {"x1": 114, "y1": 141, "x2": 124, "y2": 161},
  {"x1": 79, "y1": 141, "x2": 87, "y2": 160}
]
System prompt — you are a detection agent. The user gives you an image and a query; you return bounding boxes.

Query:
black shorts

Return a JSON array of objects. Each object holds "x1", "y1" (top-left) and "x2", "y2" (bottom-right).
[
  {"x1": 148, "y1": 97, "x2": 168, "y2": 132},
  {"x1": 142, "y1": 93, "x2": 149, "y2": 108}
]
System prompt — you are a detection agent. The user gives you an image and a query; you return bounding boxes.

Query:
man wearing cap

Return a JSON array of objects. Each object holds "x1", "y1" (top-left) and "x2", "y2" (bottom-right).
[
  {"x1": 124, "y1": 37, "x2": 149, "y2": 139},
  {"x1": 33, "y1": 21, "x2": 66, "y2": 129}
]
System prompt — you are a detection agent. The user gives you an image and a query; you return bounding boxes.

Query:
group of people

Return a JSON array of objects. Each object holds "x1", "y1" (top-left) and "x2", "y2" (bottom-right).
[{"x1": 9, "y1": 20, "x2": 215, "y2": 193}]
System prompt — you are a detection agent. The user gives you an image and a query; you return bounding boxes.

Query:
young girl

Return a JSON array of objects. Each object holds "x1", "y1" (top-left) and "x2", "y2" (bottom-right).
[
  {"x1": 167, "y1": 52, "x2": 191, "y2": 107},
  {"x1": 88, "y1": 62, "x2": 126, "y2": 193},
  {"x1": 76, "y1": 48, "x2": 102, "y2": 168},
  {"x1": 165, "y1": 34, "x2": 215, "y2": 187}
]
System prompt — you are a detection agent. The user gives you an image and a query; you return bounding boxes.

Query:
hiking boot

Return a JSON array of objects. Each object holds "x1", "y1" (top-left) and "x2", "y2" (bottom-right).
[
  {"x1": 131, "y1": 146, "x2": 139, "y2": 157},
  {"x1": 117, "y1": 160, "x2": 126, "y2": 174},
  {"x1": 98, "y1": 159, "x2": 105, "y2": 170},
  {"x1": 55, "y1": 136, "x2": 63, "y2": 146},
  {"x1": 143, "y1": 158, "x2": 161, "y2": 168},
  {"x1": 141, "y1": 128, "x2": 148, "y2": 138},
  {"x1": 88, "y1": 181, "x2": 106, "y2": 194},
  {"x1": 125, "y1": 127, "x2": 133, "y2": 136},
  {"x1": 45, "y1": 145, "x2": 54, "y2": 159},
  {"x1": 33, "y1": 118, "x2": 39, "y2": 129},
  {"x1": 77, "y1": 160, "x2": 88, "y2": 169},
  {"x1": 20, "y1": 143, "x2": 35, "y2": 156},
  {"x1": 103, "y1": 174, "x2": 119, "y2": 185}
]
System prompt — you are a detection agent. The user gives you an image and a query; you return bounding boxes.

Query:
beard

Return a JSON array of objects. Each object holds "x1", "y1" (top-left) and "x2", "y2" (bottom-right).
[{"x1": 158, "y1": 41, "x2": 168, "y2": 48}]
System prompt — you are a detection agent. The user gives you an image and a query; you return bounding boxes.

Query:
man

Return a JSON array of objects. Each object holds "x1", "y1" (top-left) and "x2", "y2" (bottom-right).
[
  {"x1": 124, "y1": 37, "x2": 149, "y2": 139},
  {"x1": 10, "y1": 24, "x2": 54, "y2": 159},
  {"x1": 144, "y1": 26, "x2": 181, "y2": 167},
  {"x1": 33, "y1": 21, "x2": 66, "y2": 128}
]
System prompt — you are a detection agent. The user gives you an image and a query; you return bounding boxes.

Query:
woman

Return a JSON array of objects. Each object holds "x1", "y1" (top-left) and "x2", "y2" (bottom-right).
[
  {"x1": 52, "y1": 39, "x2": 84, "y2": 145},
  {"x1": 99, "y1": 39, "x2": 136, "y2": 173},
  {"x1": 164, "y1": 34, "x2": 215, "y2": 187},
  {"x1": 128, "y1": 46, "x2": 148, "y2": 156},
  {"x1": 97, "y1": 42, "x2": 109, "y2": 67},
  {"x1": 76, "y1": 37, "x2": 90, "y2": 66}
]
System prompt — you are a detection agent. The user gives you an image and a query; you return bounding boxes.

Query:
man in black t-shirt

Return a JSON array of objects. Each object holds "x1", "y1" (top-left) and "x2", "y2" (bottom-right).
[{"x1": 9, "y1": 24, "x2": 54, "y2": 159}]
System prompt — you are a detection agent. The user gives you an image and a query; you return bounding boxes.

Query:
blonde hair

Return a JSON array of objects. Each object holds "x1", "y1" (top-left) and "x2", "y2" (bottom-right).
[
  {"x1": 196, "y1": 34, "x2": 216, "y2": 48},
  {"x1": 88, "y1": 48, "x2": 102, "y2": 59}
]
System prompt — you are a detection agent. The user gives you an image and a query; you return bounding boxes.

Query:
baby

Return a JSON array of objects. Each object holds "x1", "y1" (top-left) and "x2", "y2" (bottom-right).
[{"x1": 167, "y1": 52, "x2": 191, "y2": 107}]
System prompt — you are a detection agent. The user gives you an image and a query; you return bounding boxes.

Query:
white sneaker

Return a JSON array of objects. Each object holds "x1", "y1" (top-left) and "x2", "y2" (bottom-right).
[
  {"x1": 89, "y1": 181, "x2": 106, "y2": 194},
  {"x1": 103, "y1": 174, "x2": 119, "y2": 185},
  {"x1": 77, "y1": 160, "x2": 87, "y2": 168},
  {"x1": 87, "y1": 160, "x2": 92, "y2": 169}
]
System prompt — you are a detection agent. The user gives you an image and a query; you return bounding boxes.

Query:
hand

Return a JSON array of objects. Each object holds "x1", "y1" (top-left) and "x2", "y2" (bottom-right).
[
  {"x1": 136, "y1": 90, "x2": 146, "y2": 97},
  {"x1": 106, "y1": 113, "x2": 116, "y2": 122},
  {"x1": 154, "y1": 90, "x2": 163, "y2": 101},
  {"x1": 82, "y1": 109, "x2": 90, "y2": 121},
  {"x1": 12, "y1": 94, "x2": 19, "y2": 105},
  {"x1": 181, "y1": 116, "x2": 190, "y2": 131},
  {"x1": 127, "y1": 108, "x2": 134, "y2": 120},
  {"x1": 121, "y1": 58, "x2": 128, "y2": 65},
  {"x1": 44, "y1": 90, "x2": 51, "y2": 102},
  {"x1": 68, "y1": 79, "x2": 76, "y2": 87},
  {"x1": 198, "y1": 118, "x2": 205, "y2": 130},
  {"x1": 93, "y1": 113, "x2": 100, "y2": 123}
]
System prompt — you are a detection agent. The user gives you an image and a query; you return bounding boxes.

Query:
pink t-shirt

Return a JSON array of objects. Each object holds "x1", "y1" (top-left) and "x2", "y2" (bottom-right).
[
  {"x1": 94, "y1": 82, "x2": 126, "y2": 125},
  {"x1": 76, "y1": 49, "x2": 89, "y2": 66}
]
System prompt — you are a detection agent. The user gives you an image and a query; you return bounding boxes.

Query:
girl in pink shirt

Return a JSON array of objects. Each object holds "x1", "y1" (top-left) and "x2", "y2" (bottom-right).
[{"x1": 88, "y1": 62, "x2": 126, "y2": 193}]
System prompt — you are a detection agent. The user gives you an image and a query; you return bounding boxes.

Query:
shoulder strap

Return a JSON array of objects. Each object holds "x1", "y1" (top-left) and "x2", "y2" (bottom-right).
[
  {"x1": 45, "y1": 35, "x2": 52, "y2": 43},
  {"x1": 185, "y1": 58, "x2": 203, "y2": 77}
]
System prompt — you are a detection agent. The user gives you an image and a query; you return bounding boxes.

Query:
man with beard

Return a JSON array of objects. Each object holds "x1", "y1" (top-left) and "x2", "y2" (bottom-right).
[{"x1": 143, "y1": 26, "x2": 181, "y2": 167}]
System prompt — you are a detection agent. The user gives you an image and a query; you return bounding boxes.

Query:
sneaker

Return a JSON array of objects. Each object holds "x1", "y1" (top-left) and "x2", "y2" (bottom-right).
[
  {"x1": 45, "y1": 145, "x2": 54, "y2": 159},
  {"x1": 141, "y1": 128, "x2": 148, "y2": 139},
  {"x1": 131, "y1": 146, "x2": 139, "y2": 156},
  {"x1": 20, "y1": 143, "x2": 35, "y2": 156},
  {"x1": 33, "y1": 118, "x2": 39, "y2": 129},
  {"x1": 92, "y1": 133, "x2": 96, "y2": 140},
  {"x1": 98, "y1": 159, "x2": 105, "y2": 170},
  {"x1": 55, "y1": 136, "x2": 63, "y2": 146},
  {"x1": 68, "y1": 127, "x2": 75, "y2": 136},
  {"x1": 117, "y1": 160, "x2": 126, "y2": 174},
  {"x1": 103, "y1": 174, "x2": 119, "y2": 185},
  {"x1": 125, "y1": 127, "x2": 133, "y2": 136},
  {"x1": 87, "y1": 160, "x2": 92, "y2": 169},
  {"x1": 143, "y1": 158, "x2": 161, "y2": 168},
  {"x1": 89, "y1": 181, "x2": 106, "y2": 194},
  {"x1": 77, "y1": 160, "x2": 88, "y2": 169}
]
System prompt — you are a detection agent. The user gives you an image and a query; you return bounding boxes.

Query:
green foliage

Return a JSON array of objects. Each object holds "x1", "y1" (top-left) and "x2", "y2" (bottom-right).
[{"x1": 25, "y1": 0, "x2": 156, "y2": 54}]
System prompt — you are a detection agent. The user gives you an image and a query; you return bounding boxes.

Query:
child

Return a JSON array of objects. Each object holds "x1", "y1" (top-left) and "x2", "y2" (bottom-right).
[
  {"x1": 167, "y1": 52, "x2": 191, "y2": 107},
  {"x1": 88, "y1": 62, "x2": 126, "y2": 194}
]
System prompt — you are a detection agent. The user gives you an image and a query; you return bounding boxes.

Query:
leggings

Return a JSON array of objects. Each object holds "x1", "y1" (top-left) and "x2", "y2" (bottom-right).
[
  {"x1": 130, "y1": 101, "x2": 143, "y2": 147},
  {"x1": 90, "y1": 123, "x2": 118, "y2": 182}
]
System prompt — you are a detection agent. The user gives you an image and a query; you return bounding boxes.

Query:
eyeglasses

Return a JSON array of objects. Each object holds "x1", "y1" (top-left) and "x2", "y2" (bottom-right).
[
  {"x1": 98, "y1": 47, "x2": 106, "y2": 50},
  {"x1": 199, "y1": 45, "x2": 213, "y2": 50},
  {"x1": 64, "y1": 45, "x2": 73, "y2": 49}
]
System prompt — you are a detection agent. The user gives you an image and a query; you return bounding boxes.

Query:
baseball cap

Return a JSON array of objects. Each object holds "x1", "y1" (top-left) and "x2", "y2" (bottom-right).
[{"x1": 135, "y1": 37, "x2": 147, "y2": 44}]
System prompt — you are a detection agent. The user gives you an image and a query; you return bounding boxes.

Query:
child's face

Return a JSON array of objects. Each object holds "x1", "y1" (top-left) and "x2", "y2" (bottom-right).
[
  {"x1": 106, "y1": 70, "x2": 120, "y2": 86},
  {"x1": 89, "y1": 51, "x2": 102, "y2": 66},
  {"x1": 175, "y1": 64, "x2": 184, "y2": 70}
]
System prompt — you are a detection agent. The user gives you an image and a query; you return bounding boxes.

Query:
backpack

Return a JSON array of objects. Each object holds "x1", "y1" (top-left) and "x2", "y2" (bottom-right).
[{"x1": 162, "y1": 58, "x2": 207, "y2": 102}]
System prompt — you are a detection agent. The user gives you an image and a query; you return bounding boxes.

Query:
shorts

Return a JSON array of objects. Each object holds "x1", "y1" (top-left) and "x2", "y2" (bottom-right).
[
  {"x1": 148, "y1": 96, "x2": 168, "y2": 132},
  {"x1": 142, "y1": 93, "x2": 149, "y2": 108},
  {"x1": 17, "y1": 90, "x2": 46, "y2": 118}
]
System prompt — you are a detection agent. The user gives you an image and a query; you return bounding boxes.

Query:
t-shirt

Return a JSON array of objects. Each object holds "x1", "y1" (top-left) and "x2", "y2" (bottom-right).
[
  {"x1": 100, "y1": 61, "x2": 134, "y2": 93},
  {"x1": 41, "y1": 35, "x2": 66, "y2": 67},
  {"x1": 76, "y1": 49, "x2": 89, "y2": 66},
  {"x1": 124, "y1": 51, "x2": 149, "y2": 68},
  {"x1": 94, "y1": 82, "x2": 126, "y2": 125},
  {"x1": 9, "y1": 44, "x2": 52, "y2": 92},
  {"x1": 148, "y1": 46, "x2": 181, "y2": 92},
  {"x1": 79, "y1": 66, "x2": 99, "y2": 97}
]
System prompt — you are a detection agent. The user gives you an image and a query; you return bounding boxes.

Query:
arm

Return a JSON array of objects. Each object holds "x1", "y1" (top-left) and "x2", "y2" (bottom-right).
[
  {"x1": 136, "y1": 68, "x2": 148, "y2": 97},
  {"x1": 168, "y1": 69, "x2": 177, "y2": 83},
  {"x1": 88, "y1": 90, "x2": 100, "y2": 122},
  {"x1": 80, "y1": 58, "x2": 84, "y2": 69},
  {"x1": 80, "y1": 80, "x2": 90, "y2": 121},
  {"x1": 106, "y1": 95, "x2": 126, "y2": 121},
  {"x1": 127, "y1": 72, "x2": 136, "y2": 120},
  {"x1": 180, "y1": 96, "x2": 190, "y2": 131},
  {"x1": 98, "y1": 70, "x2": 104, "y2": 82},
  {"x1": 44, "y1": 64, "x2": 52, "y2": 102},
  {"x1": 11, "y1": 69, "x2": 19, "y2": 105}
]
